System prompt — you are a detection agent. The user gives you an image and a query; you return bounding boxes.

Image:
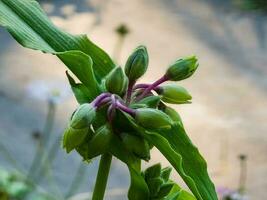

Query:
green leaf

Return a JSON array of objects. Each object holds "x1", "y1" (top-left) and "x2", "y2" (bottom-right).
[
  {"x1": 164, "y1": 183, "x2": 197, "y2": 200},
  {"x1": 66, "y1": 71, "x2": 95, "y2": 104},
  {"x1": 127, "y1": 119, "x2": 218, "y2": 200},
  {"x1": 0, "y1": 0, "x2": 115, "y2": 81}
]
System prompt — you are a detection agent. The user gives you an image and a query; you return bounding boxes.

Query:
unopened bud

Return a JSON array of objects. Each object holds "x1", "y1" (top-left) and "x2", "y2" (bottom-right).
[
  {"x1": 121, "y1": 133, "x2": 150, "y2": 161},
  {"x1": 157, "y1": 84, "x2": 192, "y2": 104},
  {"x1": 135, "y1": 108, "x2": 173, "y2": 129},
  {"x1": 124, "y1": 46, "x2": 149, "y2": 81},
  {"x1": 161, "y1": 106, "x2": 183, "y2": 127},
  {"x1": 166, "y1": 56, "x2": 198, "y2": 81},
  {"x1": 105, "y1": 67, "x2": 128, "y2": 96},
  {"x1": 70, "y1": 103, "x2": 96, "y2": 129}
]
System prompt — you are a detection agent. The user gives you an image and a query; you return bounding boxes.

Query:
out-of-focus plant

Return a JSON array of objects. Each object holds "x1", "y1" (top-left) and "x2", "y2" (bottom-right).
[
  {"x1": 0, "y1": 0, "x2": 218, "y2": 199},
  {"x1": 113, "y1": 24, "x2": 130, "y2": 62},
  {"x1": 233, "y1": 0, "x2": 267, "y2": 12}
]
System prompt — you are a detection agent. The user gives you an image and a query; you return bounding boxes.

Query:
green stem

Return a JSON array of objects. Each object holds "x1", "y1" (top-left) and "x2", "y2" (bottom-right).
[{"x1": 92, "y1": 153, "x2": 112, "y2": 200}]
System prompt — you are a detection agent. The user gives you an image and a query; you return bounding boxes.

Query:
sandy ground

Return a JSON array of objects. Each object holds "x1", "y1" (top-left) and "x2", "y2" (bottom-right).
[{"x1": 0, "y1": 0, "x2": 267, "y2": 199}]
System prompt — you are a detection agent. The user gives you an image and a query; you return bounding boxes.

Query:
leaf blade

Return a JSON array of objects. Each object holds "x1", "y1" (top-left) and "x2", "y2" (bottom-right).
[{"x1": 0, "y1": 0, "x2": 115, "y2": 80}]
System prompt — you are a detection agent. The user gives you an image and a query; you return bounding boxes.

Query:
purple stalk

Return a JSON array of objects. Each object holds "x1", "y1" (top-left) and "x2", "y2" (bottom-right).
[
  {"x1": 92, "y1": 93, "x2": 111, "y2": 107},
  {"x1": 116, "y1": 101, "x2": 136, "y2": 117},
  {"x1": 136, "y1": 75, "x2": 169, "y2": 101},
  {"x1": 125, "y1": 81, "x2": 136, "y2": 105},
  {"x1": 133, "y1": 83, "x2": 150, "y2": 90}
]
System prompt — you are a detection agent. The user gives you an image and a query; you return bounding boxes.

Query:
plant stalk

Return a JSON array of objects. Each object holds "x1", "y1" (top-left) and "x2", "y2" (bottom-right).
[{"x1": 92, "y1": 153, "x2": 112, "y2": 200}]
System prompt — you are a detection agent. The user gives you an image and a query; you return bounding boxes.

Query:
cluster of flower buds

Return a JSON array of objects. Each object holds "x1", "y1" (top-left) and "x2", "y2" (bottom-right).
[
  {"x1": 142, "y1": 163, "x2": 174, "y2": 199},
  {"x1": 63, "y1": 45, "x2": 198, "y2": 161}
]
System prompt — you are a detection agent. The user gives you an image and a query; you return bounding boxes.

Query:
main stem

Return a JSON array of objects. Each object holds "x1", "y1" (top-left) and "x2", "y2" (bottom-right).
[{"x1": 92, "y1": 153, "x2": 112, "y2": 200}]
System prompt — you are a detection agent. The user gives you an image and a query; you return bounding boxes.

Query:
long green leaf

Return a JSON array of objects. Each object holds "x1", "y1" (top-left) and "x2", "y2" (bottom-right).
[
  {"x1": 0, "y1": 0, "x2": 115, "y2": 81},
  {"x1": 127, "y1": 119, "x2": 217, "y2": 200}
]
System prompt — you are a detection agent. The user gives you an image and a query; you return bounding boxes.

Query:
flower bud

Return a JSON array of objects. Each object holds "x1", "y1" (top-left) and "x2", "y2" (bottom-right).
[
  {"x1": 124, "y1": 46, "x2": 149, "y2": 81},
  {"x1": 165, "y1": 56, "x2": 198, "y2": 81},
  {"x1": 70, "y1": 103, "x2": 96, "y2": 129},
  {"x1": 157, "y1": 84, "x2": 192, "y2": 104},
  {"x1": 135, "y1": 108, "x2": 173, "y2": 129},
  {"x1": 105, "y1": 67, "x2": 128, "y2": 96},
  {"x1": 162, "y1": 106, "x2": 183, "y2": 127},
  {"x1": 138, "y1": 95, "x2": 161, "y2": 108},
  {"x1": 77, "y1": 124, "x2": 112, "y2": 159},
  {"x1": 121, "y1": 133, "x2": 150, "y2": 161},
  {"x1": 63, "y1": 127, "x2": 91, "y2": 153},
  {"x1": 63, "y1": 104, "x2": 96, "y2": 153}
]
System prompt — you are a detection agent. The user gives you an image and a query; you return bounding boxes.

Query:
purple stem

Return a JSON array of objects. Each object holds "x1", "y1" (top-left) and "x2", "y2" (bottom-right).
[
  {"x1": 107, "y1": 95, "x2": 117, "y2": 122},
  {"x1": 136, "y1": 75, "x2": 169, "y2": 101},
  {"x1": 133, "y1": 83, "x2": 150, "y2": 90},
  {"x1": 116, "y1": 101, "x2": 136, "y2": 117},
  {"x1": 126, "y1": 81, "x2": 136, "y2": 105},
  {"x1": 92, "y1": 93, "x2": 111, "y2": 107}
]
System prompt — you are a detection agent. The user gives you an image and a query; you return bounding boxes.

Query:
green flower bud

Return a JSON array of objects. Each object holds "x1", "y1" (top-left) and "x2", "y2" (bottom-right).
[
  {"x1": 70, "y1": 103, "x2": 96, "y2": 129},
  {"x1": 105, "y1": 67, "x2": 128, "y2": 96},
  {"x1": 63, "y1": 126, "x2": 90, "y2": 153},
  {"x1": 135, "y1": 108, "x2": 173, "y2": 129},
  {"x1": 63, "y1": 104, "x2": 96, "y2": 153},
  {"x1": 138, "y1": 95, "x2": 161, "y2": 108},
  {"x1": 144, "y1": 163, "x2": 161, "y2": 181},
  {"x1": 166, "y1": 55, "x2": 198, "y2": 81},
  {"x1": 162, "y1": 106, "x2": 183, "y2": 127},
  {"x1": 124, "y1": 46, "x2": 149, "y2": 81},
  {"x1": 157, "y1": 84, "x2": 192, "y2": 104},
  {"x1": 121, "y1": 133, "x2": 150, "y2": 161},
  {"x1": 84, "y1": 124, "x2": 112, "y2": 159}
]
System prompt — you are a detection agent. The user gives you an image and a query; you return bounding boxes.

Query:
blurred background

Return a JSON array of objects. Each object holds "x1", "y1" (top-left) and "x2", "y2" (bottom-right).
[{"x1": 0, "y1": 0, "x2": 267, "y2": 199}]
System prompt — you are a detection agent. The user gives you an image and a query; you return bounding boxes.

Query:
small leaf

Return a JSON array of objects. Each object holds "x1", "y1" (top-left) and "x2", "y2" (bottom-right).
[
  {"x1": 144, "y1": 163, "x2": 161, "y2": 181},
  {"x1": 160, "y1": 167, "x2": 172, "y2": 182},
  {"x1": 148, "y1": 177, "x2": 164, "y2": 196},
  {"x1": 156, "y1": 182, "x2": 174, "y2": 199},
  {"x1": 66, "y1": 71, "x2": 93, "y2": 104}
]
